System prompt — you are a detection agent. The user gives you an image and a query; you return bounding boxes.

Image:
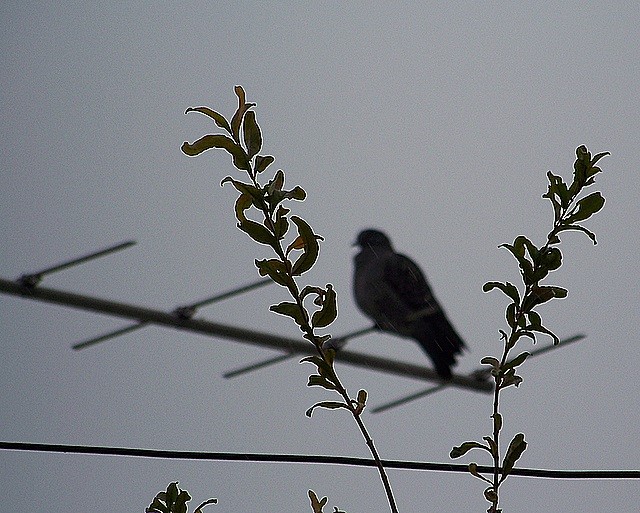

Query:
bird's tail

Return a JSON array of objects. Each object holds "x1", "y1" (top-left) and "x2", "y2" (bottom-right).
[{"x1": 416, "y1": 312, "x2": 465, "y2": 379}]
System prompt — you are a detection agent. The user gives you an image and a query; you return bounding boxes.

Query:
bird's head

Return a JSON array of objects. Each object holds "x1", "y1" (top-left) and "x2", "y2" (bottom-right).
[{"x1": 354, "y1": 229, "x2": 393, "y2": 250}]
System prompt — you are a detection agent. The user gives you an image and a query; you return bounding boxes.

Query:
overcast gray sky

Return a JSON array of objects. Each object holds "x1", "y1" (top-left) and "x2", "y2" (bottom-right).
[{"x1": 2, "y1": 2, "x2": 639, "y2": 512}]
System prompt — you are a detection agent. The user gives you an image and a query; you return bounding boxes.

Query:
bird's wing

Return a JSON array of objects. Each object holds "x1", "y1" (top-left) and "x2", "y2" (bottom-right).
[{"x1": 382, "y1": 252, "x2": 439, "y2": 314}]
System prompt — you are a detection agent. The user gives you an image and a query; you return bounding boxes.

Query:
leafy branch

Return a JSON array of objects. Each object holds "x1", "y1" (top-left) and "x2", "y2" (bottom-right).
[
  {"x1": 182, "y1": 86, "x2": 398, "y2": 513},
  {"x1": 146, "y1": 482, "x2": 216, "y2": 513},
  {"x1": 450, "y1": 145, "x2": 608, "y2": 512}
]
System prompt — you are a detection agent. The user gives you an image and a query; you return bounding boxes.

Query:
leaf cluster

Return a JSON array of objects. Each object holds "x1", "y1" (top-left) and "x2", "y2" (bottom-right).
[
  {"x1": 182, "y1": 86, "x2": 369, "y2": 419},
  {"x1": 182, "y1": 87, "x2": 337, "y2": 341},
  {"x1": 451, "y1": 146, "x2": 607, "y2": 513},
  {"x1": 146, "y1": 482, "x2": 216, "y2": 513}
]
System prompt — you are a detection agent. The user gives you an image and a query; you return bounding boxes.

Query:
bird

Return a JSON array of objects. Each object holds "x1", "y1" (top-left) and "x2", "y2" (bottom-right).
[{"x1": 353, "y1": 229, "x2": 465, "y2": 379}]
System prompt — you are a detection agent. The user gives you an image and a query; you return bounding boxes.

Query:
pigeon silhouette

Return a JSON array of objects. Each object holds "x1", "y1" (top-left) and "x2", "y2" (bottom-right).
[{"x1": 353, "y1": 229, "x2": 465, "y2": 379}]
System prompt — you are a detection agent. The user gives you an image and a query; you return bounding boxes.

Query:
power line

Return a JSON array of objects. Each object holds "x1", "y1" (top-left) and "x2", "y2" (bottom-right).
[{"x1": 1, "y1": 441, "x2": 637, "y2": 480}]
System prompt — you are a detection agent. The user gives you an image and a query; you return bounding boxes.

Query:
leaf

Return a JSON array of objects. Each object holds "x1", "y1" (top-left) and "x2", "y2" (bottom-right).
[
  {"x1": 307, "y1": 374, "x2": 337, "y2": 390},
  {"x1": 502, "y1": 433, "x2": 527, "y2": 479},
  {"x1": 480, "y1": 356, "x2": 500, "y2": 371},
  {"x1": 290, "y1": 216, "x2": 322, "y2": 275},
  {"x1": 505, "y1": 302, "x2": 516, "y2": 328},
  {"x1": 167, "y1": 482, "x2": 179, "y2": 505},
  {"x1": 308, "y1": 490, "x2": 328, "y2": 513},
  {"x1": 220, "y1": 176, "x2": 264, "y2": 204},
  {"x1": 500, "y1": 236, "x2": 536, "y2": 284},
  {"x1": 193, "y1": 498, "x2": 218, "y2": 513},
  {"x1": 524, "y1": 285, "x2": 567, "y2": 310},
  {"x1": 230, "y1": 85, "x2": 256, "y2": 143},
  {"x1": 553, "y1": 223, "x2": 598, "y2": 244},
  {"x1": 483, "y1": 281, "x2": 520, "y2": 304},
  {"x1": 311, "y1": 284, "x2": 338, "y2": 329},
  {"x1": 234, "y1": 192, "x2": 253, "y2": 223},
  {"x1": 305, "y1": 401, "x2": 349, "y2": 417},
  {"x1": 238, "y1": 219, "x2": 277, "y2": 247},
  {"x1": 185, "y1": 106, "x2": 232, "y2": 134},
  {"x1": 483, "y1": 436, "x2": 499, "y2": 458},
  {"x1": 182, "y1": 134, "x2": 249, "y2": 170},
  {"x1": 273, "y1": 205, "x2": 290, "y2": 239},
  {"x1": 255, "y1": 258, "x2": 296, "y2": 290},
  {"x1": 300, "y1": 354, "x2": 334, "y2": 375},
  {"x1": 242, "y1": 110, "x2": 262, "y2": 159},
  {"x1": 590, "y1": 151, "x2": 610, "y2": 167},
  {"x1": 525, "y1": 322, "x2": 560, "y2": 345},
  {"x1": 502, "y1": 351, "x2": 529, "y2": 371},
  {"x1": 270, "y1": 301, "x2": 308, "y2": 328},
  {"x1": 500, "y1": 369, "x2": 523, "y2": 388},
  {"x1": 266, "y1": 169, "x2": 285, "y2": 194},
  {"x1": 254, "y1": 155, "x2": 275, "y2": 173},
  {"x1": 565, "y1": 191, "x2": 605, "y2": 224},
  {"x1": 450, "y1": 441, "x2": 491, "y2": 459},
  {"x1": 535, "y1": 247, "x2": 562, "y2": 280},
  {"x1": 174, "y1": 491, "x2": 191, "y2": 513}
]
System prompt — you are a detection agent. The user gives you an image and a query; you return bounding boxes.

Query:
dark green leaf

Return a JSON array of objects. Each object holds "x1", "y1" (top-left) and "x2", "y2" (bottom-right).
[
  {"x1": 590, "y1": 151, "x2": 610, "y2": 167},
  {"x1": 182, "y1": 134, "x2": 249, "y2": 170},
  {"x1": 238, "y1": 219, "x2": 277, "y2": 247},
  {"x1": 185, "y1": 106, "x2": 232, "y2": 134},
  {"x1": 513, "y1": 330, "x2": 536, "y2": 345},
  {"x1": 255, "y1": 258, "x2": 295, "y2": 289},
  {"x1": 483, "y1": 281, "x2": 520, "y2": 304},
  {"x1": 290, "y1": 216, "x2": 322, "y2": 275},
  {"x1": 480, "y1": 356, "x2": 500, "y2": 370},
  {"x1": 254, "y1": 155, "x2": 275, "y2": 173},
  {"x1": 500, "y1": 369, "x2": 523, "y2": 388},
  {"x1": 522, "y1": 285, "x2": 567, "y2": 312},
  {"x1": 500, "y1": 237, "x2": 536, "y2": 284},
  {"x1": 193, "y1": 498, "x2": 218, "y2": 513},
  {"x1": 300, "y1": 355, "x2": 333, "y2": 377},
  {"x1": 311, "y1": 284, "x2": 337, "y2": 329},
  {"x1": 450, "y1": 441, "x2": 491, "y2": 459},
  {"x1": 503, "y1": 351, "x2": 529, "y2": 371},
  {"x1": 242, "y1": 110, "x2": 262, "y2": 159},
  {"x1": 483, "y1": 436, "x2": 498, "y2": 458},
  {"x1": 505, "y1": 302, "x2": 516, "y2": 328},
  {"x1": 266, "y1": 169, "x2": 285, "y2": 194},
  {"x1": 535, "y1": 247, "x2": 562, "y2": 280},
  {"x1": 307, "y1": 374, "x2": 337, "y2": 390},
  {"x1": 221, "y1": 176, "x2": 264, "y2": 204},
  {"x1": 305, "y1": 401, "x2": 349, "y2": 417},
  {"x1": 525, "y1": 322, "x2": 560, "y2": 345},
  {"x1": 273, "y1": 205, "x2": 290, "y2": 239},
  {"x1": 565, "y1": 191, "x2": 605, "y2": 223},
  {"x1": 230, "y1": 85, "x2": 256, "y2": 143},
  {"x1": 502, "y1": 433, "x2": 527, "y2": 479},
  {"x1": 269, "y1": 185, "x2": 307, "y2": 209},
  {"x1": 234, "y1": 193, "x2": 253, "y2": 223},
  {"x1": 270, "y1": 301, "x2": 308, "y2": 328},
  {"x1": 553, "y1": 223, "x2": 598, "y2": 244},
  {"x1": 175, "y1": 491, "x2": 191, "y2": 513},
  {"x1": 167, "y1": 483, "x2": 179, "y2": 505}
]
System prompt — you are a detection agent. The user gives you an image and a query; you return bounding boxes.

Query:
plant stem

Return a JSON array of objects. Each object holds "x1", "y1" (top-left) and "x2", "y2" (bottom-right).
[{"x1": 249, "y1": 162, "x2": 399, "y2": 513}]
